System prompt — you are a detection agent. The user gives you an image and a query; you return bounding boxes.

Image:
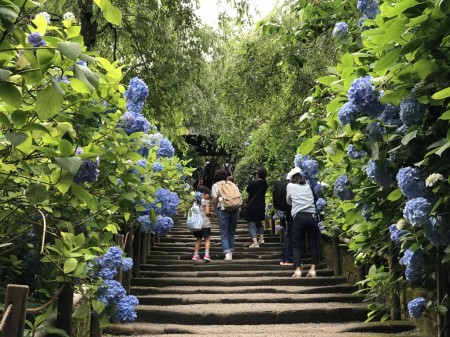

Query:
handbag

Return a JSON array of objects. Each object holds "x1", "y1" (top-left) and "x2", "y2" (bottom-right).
[{"x1": 186, "y1": 202, "x2": 203, "y2": 232}]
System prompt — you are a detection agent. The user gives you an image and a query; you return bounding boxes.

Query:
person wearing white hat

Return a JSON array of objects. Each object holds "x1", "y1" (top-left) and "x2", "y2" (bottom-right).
[{"x1": 286, "y1": 167, "x2": 319, "y2": 277}]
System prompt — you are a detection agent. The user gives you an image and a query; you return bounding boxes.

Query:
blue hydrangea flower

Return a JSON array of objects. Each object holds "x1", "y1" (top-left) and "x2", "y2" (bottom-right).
[
  {"x1": 396, "y1": 167, "x2": 425, "y2": 199},
  {"x1": 348, "y1": 76, "x2": 376, "y2": 109},
  {"x1": 155, "y1": 188, "x2": 180, "y2": 216},
  {"x1": 73, "y1": 159, "x2": 100, "y2": 184},
  {"x1": 380, "y1": 104, "x2": 401, "y2": 125},
  {"x1": 137, "y1": 159, "x2": 147, "y2": 168},
  {"x1": 97, "y1": 280, "x2": 126, "y2": 305},
  {"x1": 119, "y1": 112, "x2": 151, "y2": 135},
  {"x1": 124, "y1": 77, "x2": 149, "y2": 114},
  {"x1": 156, "y1": 138, "x2": 175, "y2": 158},
  {"x1": 400, "y1": 247, "x2": 424, "y2": 282},
  {"x1": 333, "y1": 175, "x2": 355, "y2": 200},
  {"x1": 137, "y1": 146, "x2": 149, "y2": 158},
  {"x1": 347, "y1": 144, "x2": 366, "y2": 159},
  {"x1": 408, "y1": 297, "x2": 427, "y2": 318},
  {"x1": 95, "y1": 246, "x2": 124, "y2": 279},
  {"x1": 399, "y1": 97, "x2": 426, "y2": 127},
  {"x1": 366, "y1": 122, "x2": 386, "y2": 141},
  {"x1": 56, "y1": 75, "x2": 70, "y2": 85},
  {"x1": 403, "y1": 197, "x2": 432, "y2": 227},
  {"x1": 294, "y1": 154, "x2": 303, "y2": 168},
  {"x1": 121, "y1": 257, "x2": 133, "y2": 272},
  {"x1": 152, "y1": 162, "x2": 164, "y2": 172},
  {"x1": 195, "y1": 191, "x2": 202, "y2": 202},
  {"x1": 275, "y1": 224, "x2": 282, "y2": 232},
  {"x1": 361, "y1": 204, "x2": 372, "y2": 221},
  {"x1": 366, "y1": 160, "x2": 393, "y2": 188},
  {"x1": 176, "y1": 163, "x2": 183, "y2": 171},
  {"x1": 272, "y1": 214, "x2": 279, "y2": 220},
  {"x1": 316, "y1": 198, "x2": 327, "y2": 211},
  {"x1": 138, "y1": 214, "x2": 155, "y2": 233},
  {"x1": 362, "y1": 98, "x2": 384, "y2": 118},
  {"x1": 76, "y1": 60, "x2": 87, "y2": 66},
  {"x1": 27, "y1": 32, "x2": 46, "y2": 47},
  {"x1": 424, "y1": 216, "x2": 450, "y2": 248},
  {"x1": 332, "y1": 22, "x2": 348, "y2": 41},
  {"x1": 357, "y1": 0, "x2": 380, "y2": 19},
  {"x1": 278, "y1": 210, "x2": 285, "y2": 219},
  {"x1": 338, "y1": 102, "x2": 359, "y2": 125},
  {"x1": 114, "y1": 295, "x2": 139, "y2": 323},
  {"x1": 389, "y1": 224, "x2": 405, "y2": 242},
  {"x1": 293, "y1": 155, "x2": 319, "y2": 179},
  {"x1": 155, "y1": 215, "x2": 174, "y2": 235},
  {"x1": 318, "y1": 126, "x2": 324, "y2": 133},
  {"x1": 308, "y1": 178, "x2": 323, "y2": 198}
]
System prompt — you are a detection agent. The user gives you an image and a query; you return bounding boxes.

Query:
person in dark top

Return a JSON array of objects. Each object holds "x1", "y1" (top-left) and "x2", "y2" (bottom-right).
[
  {"x1": 245, "y1": 168, "x2": 268, "y2": 248},
  {"x1": 273, "y1": 173, "x2": 293, "y2": 265},
  {"x1": 202, "y1": 157, "x2": 221, "y2": 190}
]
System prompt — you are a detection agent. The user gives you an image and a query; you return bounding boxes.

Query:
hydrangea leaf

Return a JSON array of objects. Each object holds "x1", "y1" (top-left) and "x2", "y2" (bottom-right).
[
  {"x1": 4, "y1": 132, "x2": 27, "y2": 147},
  {"x1": 58, "y1": 139, "x2": 74, "y2": 157},
  {"x1": 383, "y1": 0, "x2": 419, "y2": 18},
  {"x1": 63, "y1": 257, "x2": 77, "y2": 274},
  {"x1": 74, "y1": 64, "x2": 99, "y2": 91},
  {"x1": 35, "y1": 86, "x2": 64, "y2": 120},
  {"x1": 413, "y1": 59, "x2": 439, "y2": 81},
  {"x1": 432, "y1": 87, "x2": 450, "y2": 100},
  {"x1": 71, "y1": 184, "x2": 95, "y2": 208},
  {"x1": 72, "y1": 302, "x2": 91, "y2": 319},
  {"x1": 440, "y1": 110, "x2": 450, "y2": 120},
  {"x1": 57, "y1": 42, "x2": 82, "y2": 61},
  {"x1": 0, "y1": 82, "x2": 21, "y2": 109},
  {"x1": 55, "y1": 157, "x2": 82, "y2": 175},
  {"x1": 25, "y1": 183, "x2": 48, "y2": 204},
  {"x1": 387, "y1": 188, "x2": 402, "y2": 201},
  {"x1": 70, "y1": 78, "x2": 91, "y2": 94},
  {"x1": 11, "y1": 110, "x2": 28, "y2": 127},
  {"x1": 401, "y1": 130, "x2": 418, "y2": 145},
  {"x1": 373, "y1": 49, "x2": 401, "y2": 74}
]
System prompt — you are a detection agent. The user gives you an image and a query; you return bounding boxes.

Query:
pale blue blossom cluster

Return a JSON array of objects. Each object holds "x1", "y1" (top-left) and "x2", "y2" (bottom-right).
[
  {"x1": 137, "y1": 159, "x2": 147, "y2": 168},
  {"x1": 424, "y1": 216, "x2": 450, "y2": 248},
  {"x1": 95, "y1": 247, "x2": 133, "y2": 280},
  {"x1": 124, "y1": 77, "x2": 149, "y2": 114},
  {"x1": 396, "y1": 167, "x2": 425, "y2": 199},
  {"x1": 348, "y1": 76, "x2": 376, "y2": 110},
  {"x1": 294, "y1": 154, "x2": 323, "y2": 198},
  {"x1": 119, "y1": 112, "x2": 151, "y2": 135},
  {"x1": 379, "y1": 104, "x2": 401, "y2": 126},
  {"x1": 389, "y1": 224, "x2": 405, "y2": 242},
  {"x1": 316, "y1": 198, "x2": 327, "y2": 211},
  {"x1": 27, "y1": 32, "x2": 46, "y2": 47},
  {"x1": 152, "y1": 162, "x2": 164, "y2": 172},
  {"x1": 403, "y1": 197, "x2": 432, "y2": 227},
  {"x1": 365, "y1": 122, "x2": 386, "y2": 141},
  {"x1": 155, "y1": 215, "x2": 174, "y2": 235},
  {"x1": 347, "y1": 144, "x2": 366, "y2": 159},
  {"x1": 156, "y1": 138, "x2": 175, "y2": 158},
  {"x1": 399, "y1": 97, "x2": 426, "y2": 127},
  {"x1": 338, "y1": 102, "x2": 359, "y2": 125},
  {"x1": 137, "y1": 214, "x2": 154, "y2": 233},
  {"x1": 366, "y1": 160, "x2": 393, "y2": 188},
  {"x1": 332, "y1": 22, "x2": 349, "y2": 41},
  {"x1": 357, "y1": 0, "x2": 380, "y2": 19},
  {"x1": 333, "y1": 175, "x2": 355, "y2": 200},
  {"x1": 154, "y1": 188, "x2": 180, "y2": 216},
  {"x1": 114, "y1": 295, "x2": 139, "y2": 323},
  {"x1": 73, "y1": 158, "x2": 100, "y2": 184},
  {"x1": 400, "y1": 247, "x2": 424, "y2": 282},
  {"x1": 407, "y1": 297, "x2": 427, "y2": 318}
]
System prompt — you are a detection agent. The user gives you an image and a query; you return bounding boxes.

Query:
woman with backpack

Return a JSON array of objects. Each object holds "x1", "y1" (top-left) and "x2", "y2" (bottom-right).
[
  {"x1": 244, "y1": 168, "x2": 268, "y2": 248},
  {"x1": 211, "y1": 169, "x2": 242, "y2": 261}
]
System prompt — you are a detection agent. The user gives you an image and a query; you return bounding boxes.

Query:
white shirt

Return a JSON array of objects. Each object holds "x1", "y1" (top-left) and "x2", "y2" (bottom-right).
[
  {"x1": 286, "y1": 183, "x2": 316, "y2": 218},
  {"x1": 200, "y1": 199, "x2": 211, "y2": 228}
]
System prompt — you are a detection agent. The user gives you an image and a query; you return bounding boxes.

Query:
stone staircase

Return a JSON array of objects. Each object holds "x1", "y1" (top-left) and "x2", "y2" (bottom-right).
[{"x1": 105, "y1": 215, "x2": 419, "y2": 336}]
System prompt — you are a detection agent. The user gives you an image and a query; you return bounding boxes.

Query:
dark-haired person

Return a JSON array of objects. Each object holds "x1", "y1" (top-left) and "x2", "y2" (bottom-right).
[
  {"x1": 244, "y1": 168, "x2": 268, "y2": 248},
  {"x1": 202, "y1": 157, "x2": 220, "y2": 190},
  {"x1": 286, "y1": 167, "x2": 318, "y2": 277},
  {"x1": 211, "y1": 169, "x2": 240, "y2": 261}
]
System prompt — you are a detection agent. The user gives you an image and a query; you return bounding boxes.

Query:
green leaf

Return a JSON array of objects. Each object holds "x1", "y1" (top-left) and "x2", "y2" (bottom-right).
[
  {"x1": 63, "y1": 258, "x2": 78, "y2": 274},
  {"x1": 440, "y1": 110, "x2": 450, "y2": 120},
  {"x1": 0, "y1": 82, "x2": 22, "y2": 108},
  {"x1": 91, "y1": 299, "x2": 105, "y2": 314},
  {"x1": 69, "y1": 78, "x2": 91, "y2": 94},
  {"x1": 438, "y1": 0, "x2": 450, "y2": 13},
  {"x1": 57, "y1": 42, "x2": 82, "y2": 61},
  {"x1": 35, "y1": 86, "x2": 64, "y2": 120},
  {"x1": 25, "y1": 183, "x2": 48, "y2": 204},
  {"x1": 5, "y1": 132, "x2": 27, "y2": 146},
  {"x1": 436, "y1": 305, "x2": 448, "y2": 315},
  {"x1": 413, "y1": 59, "x2": 439, "y2": 80},
  {"x1": 435, "y1": 142, "x2": 450, "y2": 156},
  {"x1": 59, "y1": 139, "x2": 74, "y2": 157},
  {"x1": 104, "y1": 4, "x2": 122, "y2": 26},
  {"x1": 374, "y1": 49, "x2": 401, "y2": 73},
  {"x1": 72, "y1": 302, "x2": 90, "y2": 319},
  {"x1": 71, "y1": 184, "x2": 93, "y2": 205},
  {"x1": 432, "y1": 87, "x2": 450, "y2": 100},
  {"x1": 401, "y1": 130, "x2": 418, "y2": 145},
  {"x1": 55, "y1": 157, "x2": 82, "y2": 175},
  {"x1": 20, "y1": 123, "x2": 51, "y2": 135},
  {"x1": 11, "y1": 110, "x2": 28, "y2": 126},
  {"x1": 384, "y1": 0, "x2": 419, "y2": 18},
  {"x1": 0, "y1": 69, "x2": 11, "y2": 81},
  {"x1": 0, "y1": 112, "x2": 11, "y2": 127},
  {"x1": 297, "y1": 136, "x2": 319, "y2": 155},
  {"x1": 74, "y1": 65, "x2": 99, "y2": 91},
  {"x1": 387, "y1": 188, "x2": 403, "y2": 201}
]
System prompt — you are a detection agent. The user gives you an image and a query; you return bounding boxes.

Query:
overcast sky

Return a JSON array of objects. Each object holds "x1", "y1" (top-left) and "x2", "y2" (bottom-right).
[{"x1": 196, "y1": 0, "x2": 277, "y2": 28}]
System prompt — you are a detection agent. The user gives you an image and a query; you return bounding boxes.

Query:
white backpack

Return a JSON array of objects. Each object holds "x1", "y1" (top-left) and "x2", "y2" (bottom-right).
[{"x1": 186, "y1": 202, "x2": 203, "y2": 232}]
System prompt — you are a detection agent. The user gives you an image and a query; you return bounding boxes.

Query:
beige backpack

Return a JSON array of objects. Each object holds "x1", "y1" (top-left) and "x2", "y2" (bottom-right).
[{"x1": 218, "y1": 181, "x2": 242, "y2": 211}]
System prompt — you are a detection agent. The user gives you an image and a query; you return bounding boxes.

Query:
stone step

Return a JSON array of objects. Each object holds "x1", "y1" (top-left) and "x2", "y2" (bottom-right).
[
  {"x1": 130, "y1": 284, "x2": 358, "y2": 296},
  {"x1": 138, "y1": 269, "x2": 335, "y2": 278},
  {"x1": 104, "y1": 321, "x2": 418, "y2": 336},
  {"x1": 139, "y1": 261, "x2": 324, "y2": 270},
  {"x1": 133, "y1": 302, "x2": 368, "y2": 325},
  {"x1": 136, "y1": 292, "x2": 365, "y2": 305},
  {"x1": 145, "y1": 253, "x2": 288, "y2": 261},
  {"x1": 131, "y1": 276, "x2": 348, "y2": 288}
]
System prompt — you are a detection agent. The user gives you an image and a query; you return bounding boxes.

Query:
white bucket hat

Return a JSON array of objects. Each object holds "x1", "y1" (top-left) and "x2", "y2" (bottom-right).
[{"x1": 287, "y1": 167, "x2": 302, "y2": 180}]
